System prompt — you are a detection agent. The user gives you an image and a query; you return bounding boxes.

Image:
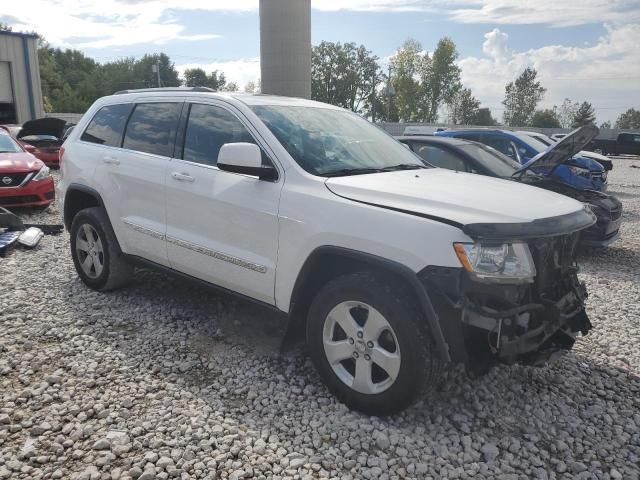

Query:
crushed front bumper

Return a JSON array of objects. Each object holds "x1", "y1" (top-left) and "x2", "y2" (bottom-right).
[{"x1": 420, "y1": 232, "x2": 592, "y2": 368}]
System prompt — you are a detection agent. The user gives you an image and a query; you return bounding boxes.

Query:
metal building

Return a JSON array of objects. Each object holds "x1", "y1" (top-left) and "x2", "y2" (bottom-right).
[
  {"x1": 259, "y1": 0, "x2": 311, "y2": 99},
  {"x1": 0, "y1": 31, "x2": 45, "y2": 124}
]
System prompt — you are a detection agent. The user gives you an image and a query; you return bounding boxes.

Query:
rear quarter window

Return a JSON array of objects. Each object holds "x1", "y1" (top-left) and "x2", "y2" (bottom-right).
[
  {"x1": 81, "y1": 104, "x2": 133, "y2": 147},
  {"x1": 123, "y1": 103, "x2": 182, "y2": 157}
]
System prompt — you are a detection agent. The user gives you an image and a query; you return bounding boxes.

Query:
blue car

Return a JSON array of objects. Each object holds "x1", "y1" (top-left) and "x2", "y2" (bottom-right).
[{"x1": 436, "y1": 127, "x2": 607, "y2": 191}]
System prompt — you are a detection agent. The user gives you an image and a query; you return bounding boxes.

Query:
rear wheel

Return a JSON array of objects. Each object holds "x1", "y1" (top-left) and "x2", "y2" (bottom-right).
[
  {"x1": 306, "y1": 272, "x2": 442, "y2": 416},
  {"x1": 70, "y1": 207, "x2": 133, "y2": 291}
]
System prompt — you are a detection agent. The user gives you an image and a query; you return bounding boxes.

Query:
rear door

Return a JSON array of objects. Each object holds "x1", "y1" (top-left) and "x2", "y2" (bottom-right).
[
  {"x1": 90, "y1": 100, "x2": 182, "y2": 266},
  {"x1": 165, "y1": 101, "x2": 282, "y2": 304}
]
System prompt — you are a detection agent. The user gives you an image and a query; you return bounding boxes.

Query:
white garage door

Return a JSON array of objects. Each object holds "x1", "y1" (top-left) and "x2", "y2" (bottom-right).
[{"x1": 0, "y1": 62, "x2": 13, "y2": 103}]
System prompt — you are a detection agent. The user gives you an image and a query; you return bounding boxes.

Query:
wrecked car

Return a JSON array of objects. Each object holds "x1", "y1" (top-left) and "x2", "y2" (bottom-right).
[
  {"x1": 16, "y1": 117, "x2": 67, "y2": 167},
  {"x1": 437, "y1": 128, "x2": 608, "y2": 192},
  {"x1": 59, "y1": 89, "x2": 596, "y2": 415},
  {"x1": 398, "y1": 126, "x2": 622, "y2": 247}
]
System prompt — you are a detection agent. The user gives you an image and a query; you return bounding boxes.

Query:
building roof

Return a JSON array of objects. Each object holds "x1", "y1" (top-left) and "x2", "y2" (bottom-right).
[{"x1": 0, "y1": 30, "x2": 39, "y2": 39}]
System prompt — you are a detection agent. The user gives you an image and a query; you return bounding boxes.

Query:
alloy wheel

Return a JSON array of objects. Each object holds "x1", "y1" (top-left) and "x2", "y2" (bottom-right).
[
  {"x1": 75, "y1": 224, "x2": 104, "y2": 279},
  {"x1": 322, "y1": 301, "x2": 401, "y2": 395}
]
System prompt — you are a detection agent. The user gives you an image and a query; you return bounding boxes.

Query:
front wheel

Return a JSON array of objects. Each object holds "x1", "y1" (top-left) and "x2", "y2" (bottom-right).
[{"x1": 306, "y1": 272, "x2": 442, "y2": 416}]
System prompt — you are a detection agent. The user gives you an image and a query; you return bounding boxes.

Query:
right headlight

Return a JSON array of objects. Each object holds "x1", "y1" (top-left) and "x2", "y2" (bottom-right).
[
  {"x1": 32, "y1": 165, "x2": 50, "y2": 181},
  {"x1": 453, "y1": 242, "x2": 536, "y2": 284}
]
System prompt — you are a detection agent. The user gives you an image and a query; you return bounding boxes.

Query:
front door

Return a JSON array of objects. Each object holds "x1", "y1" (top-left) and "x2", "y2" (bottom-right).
[{"x1": 165, "y1": 101, "x2": 283, "y2": 305}]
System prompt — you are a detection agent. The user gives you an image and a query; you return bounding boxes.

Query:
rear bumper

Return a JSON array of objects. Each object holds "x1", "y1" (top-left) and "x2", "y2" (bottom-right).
[
  {"x1": 33, "y1": 151, "x2": 60, "y2": 166},
  {"x1": 0, "y1": 176, "x2": 55, "y2": 207}
]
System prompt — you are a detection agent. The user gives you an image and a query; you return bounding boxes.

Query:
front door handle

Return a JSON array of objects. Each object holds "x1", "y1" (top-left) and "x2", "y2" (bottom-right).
[
  {"x1": 171, "y1": 172, "x2": 195, "y2": 183},
  {"x1": 102, "y1": 156, "x2": 120, "y2": 165}
]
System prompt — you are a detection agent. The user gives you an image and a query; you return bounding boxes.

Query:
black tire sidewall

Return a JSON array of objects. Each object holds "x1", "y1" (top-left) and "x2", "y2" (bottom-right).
[
  {"x1": 306, "y1": 273, "x2": 432, "y2": 416},
  {"x1": 70, "y1": 208, "x2": 113, "y2": 291}
]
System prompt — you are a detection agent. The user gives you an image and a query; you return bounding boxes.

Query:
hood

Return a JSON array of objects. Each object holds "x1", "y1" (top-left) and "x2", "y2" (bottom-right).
[
  {"x1": 517, "y1": 125, "x2": 599, "y2": 174},
  {"x1": 0, "y1": 152, "x2": 43, "y2": 173},
  {"x1": 17, "y1": 118, "x2": 67, "y2": 140},
  {"x1": 325, "y1": 169, "x2": 591, "y2": 236}
]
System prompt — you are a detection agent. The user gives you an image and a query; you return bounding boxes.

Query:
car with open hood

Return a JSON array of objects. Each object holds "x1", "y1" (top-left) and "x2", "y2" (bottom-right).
[
  {"x1": 16, "y1": 118, "x2": 67, "y2": 167},
  {"x1": 517, "y1": 130, "x2": 613, "y2": 171},
  {"x1": 398, "y1": 128, "x2": 622, "y2": 247},
  {"x1": 0, "y1": 129, "x2": 54, "y2": 208},
  {"x1": 436, "y1": 127, "x2": 607, "y2": 191},
  {"x1": 58, "y1": 88, "x2": 595, "y2": 415}
]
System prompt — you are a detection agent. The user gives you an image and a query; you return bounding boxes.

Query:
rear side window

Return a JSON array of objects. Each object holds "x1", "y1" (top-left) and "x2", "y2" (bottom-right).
[
  {"x1": 182, "y1": 103, "x2": 256, "y2": 166},
  {"x1": 81, "y1": 104, "x2": 133, "y2": 147},
  {"x1": 123, "y1": 103, "x2": 181, "y2": 157}
]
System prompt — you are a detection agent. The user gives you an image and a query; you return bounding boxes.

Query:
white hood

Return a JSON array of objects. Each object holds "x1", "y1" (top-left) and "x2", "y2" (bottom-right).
[{"x1": 325, "y1": 169, "x2": 585, "y2": 227}]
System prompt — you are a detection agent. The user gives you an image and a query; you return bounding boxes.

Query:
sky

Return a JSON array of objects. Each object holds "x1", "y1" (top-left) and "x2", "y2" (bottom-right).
[{"x1": 2, "y1": 0, "x2": 640, "y2": 123}]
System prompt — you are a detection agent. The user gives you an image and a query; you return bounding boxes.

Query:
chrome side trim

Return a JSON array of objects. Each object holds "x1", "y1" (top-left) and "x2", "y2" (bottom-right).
[
  {"x1": 122, "y1": 219, "x2": 267, "y2": 274},
  {"x1": 166, "y1": 235, "x2": 268, "y2": 274},
  {"x1": 122, "y1": 219, "x2": 166, "y2": 241}
]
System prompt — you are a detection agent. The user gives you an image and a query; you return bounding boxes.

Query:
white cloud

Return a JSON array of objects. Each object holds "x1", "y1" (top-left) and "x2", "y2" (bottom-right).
[
  {"x1": 458, "y1": 25, "x2": 640, "y2": 123},
  {"x1": 5, "y1": 0, "x2": 639, "y2": 51},
  {"x1": 176, "y1": 57, "x2": 261, "y2": 90}
]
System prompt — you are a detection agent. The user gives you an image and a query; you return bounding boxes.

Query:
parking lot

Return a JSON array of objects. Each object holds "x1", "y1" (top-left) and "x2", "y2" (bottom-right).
[{"x1": 1, "y1": 159, "x2": 639, "y2": 480}]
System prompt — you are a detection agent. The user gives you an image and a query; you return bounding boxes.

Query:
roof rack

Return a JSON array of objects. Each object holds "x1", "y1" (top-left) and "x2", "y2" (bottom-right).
[{"x1": 114, "y1": 87, "x2": 216, "y2": 95}]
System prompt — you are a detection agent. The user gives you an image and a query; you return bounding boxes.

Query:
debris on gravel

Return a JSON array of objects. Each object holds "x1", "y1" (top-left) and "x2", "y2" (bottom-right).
[{"x1": 1, "y1": 163, "x2": 639, "y2": 479}]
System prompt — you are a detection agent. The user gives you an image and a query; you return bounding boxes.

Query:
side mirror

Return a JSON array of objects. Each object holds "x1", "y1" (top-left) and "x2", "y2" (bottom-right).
[{"x1": 217, "y1": 143, "x2": 277, "y2": 181}]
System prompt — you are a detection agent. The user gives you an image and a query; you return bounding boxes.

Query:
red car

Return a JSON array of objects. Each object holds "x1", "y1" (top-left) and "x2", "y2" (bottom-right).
[
  {"x1": 0, "y1": 130, "x2": 55, "y2": 208},
  {"x1": 16, "y1": 118, "x2": 67, "y2": 167}
]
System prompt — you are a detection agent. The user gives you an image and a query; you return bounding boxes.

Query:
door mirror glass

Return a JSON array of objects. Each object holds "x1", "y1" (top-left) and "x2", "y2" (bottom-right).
[{"x1": 217, "y1": 143, "x2": 277, "y2": 180}]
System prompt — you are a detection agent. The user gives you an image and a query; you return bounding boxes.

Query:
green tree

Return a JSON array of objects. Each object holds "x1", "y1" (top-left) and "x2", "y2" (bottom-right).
[
  {"x1": 502, "y1": 67, "x2": 546, "y2": 127},
  {"x1": 615, "y1": 108, "x2": 640, "y2": 129},
  {"x1": 311, "y1": 41, "x2": 381, "y2": 113},
  {"x1": 531, "y1": 109, "x2": 561, "y2": 128},
  {"x1": 390, "y1": 39, "x2": 427, "y2": 122},
  {"x1": 0, "y1": 23, "x2": 12, "y2": 32},
  {"x1": 183, "y1": 68, "x2": 209, "y2": 87},
  {"x1": 556, "y1": 98, "x2": 578, "y2": 128},
  {"x1": 473, "y1": 108, "x2": 498, "y2": 126},
  {"x1": 447, "y1": 87, "x2": 480, "y2": 125},
  {"x1": 421, "y1": 37, "x2": 461, "y2": 122},
  {"x1": 571, "y1": 101, "x2": 596, "y2": 127},
  {"x1": 599, "y1": 120, "x2": 612, "y2": 129}
]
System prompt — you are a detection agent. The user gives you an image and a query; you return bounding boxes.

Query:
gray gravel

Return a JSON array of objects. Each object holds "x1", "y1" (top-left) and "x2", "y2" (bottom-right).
[{"x1": 1, "y1": 160, "x2": 640, "y2": 480}]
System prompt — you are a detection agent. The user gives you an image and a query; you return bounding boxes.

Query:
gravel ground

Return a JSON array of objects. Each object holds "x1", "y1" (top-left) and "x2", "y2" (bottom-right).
[{"x1": 1, "y1": 159, "x2": 639, "y2": 480}]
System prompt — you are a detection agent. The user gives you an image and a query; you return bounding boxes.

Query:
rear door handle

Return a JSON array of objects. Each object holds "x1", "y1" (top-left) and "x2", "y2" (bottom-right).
[
  {"x1": 102, "y1": 156, "x2": 120, "y2": 165},
  {"x1": 171, "y1": 172, "x2": 195, "y2": 183}
]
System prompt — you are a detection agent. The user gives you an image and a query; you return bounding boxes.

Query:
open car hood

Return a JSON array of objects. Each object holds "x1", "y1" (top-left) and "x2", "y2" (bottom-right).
[
  {"x1": 516, "y1": 125, "x2": 599, "y2": 175},
  {"x1": 17, "y1": 118, "x2": 67, "y2": 140}
]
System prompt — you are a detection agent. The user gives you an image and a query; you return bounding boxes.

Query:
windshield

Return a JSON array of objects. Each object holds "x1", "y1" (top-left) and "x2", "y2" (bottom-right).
[
  {"x1": 458, "y1": 144, "x2": 521, "y2": 177},
  {"x1": 0, "y1": 134, "x2": 22, "y2": 153},
  {"x1": 511, "y1": 132, "x2": 549, "y2": 153},
  {"x1": 251, "y1": 105, "x2": 424, "y2": 176}
]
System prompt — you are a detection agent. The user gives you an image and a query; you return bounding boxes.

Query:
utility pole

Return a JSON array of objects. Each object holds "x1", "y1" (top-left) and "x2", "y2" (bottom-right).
[
  {"x1": 386, "y1": 65, "x2": 394, "y2": 122},
  {"x1": 151, "y1": 61, "x2": 161, "y2": 88}
]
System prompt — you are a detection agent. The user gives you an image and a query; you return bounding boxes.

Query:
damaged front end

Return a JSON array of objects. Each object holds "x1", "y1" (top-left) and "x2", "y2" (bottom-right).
[{"x1": 421, "y1": 211, "x2": 595, "y2": 372}]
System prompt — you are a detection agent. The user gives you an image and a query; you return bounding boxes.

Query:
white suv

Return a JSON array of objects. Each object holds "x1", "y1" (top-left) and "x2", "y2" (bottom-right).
[{"x1": 58, "y1": 88, "x2": 595, "y2": 415}]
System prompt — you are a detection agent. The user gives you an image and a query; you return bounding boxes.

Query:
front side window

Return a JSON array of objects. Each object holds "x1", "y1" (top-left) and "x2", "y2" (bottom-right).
[
  {"x1": 182, "y1": 104, "x2": 256, "y2": 166},
  {"x1": 81, "y1": 104, "x2": 133, "y2": 147},
  {"x1": 484, "y1": 137, "x2": 520, "y2": 161},
  {"x1": 0, "y1": 134, "x2": 22, "y2": 153},
  {"x1": 412, "y1": 144, "x2": 469, "y2": 171},
  {"x1": 251, "y1": 105, "x2": 424, "y2": 176},
  {"x1": 123, "y1": 103, "x2": 181, "y2": 157}
]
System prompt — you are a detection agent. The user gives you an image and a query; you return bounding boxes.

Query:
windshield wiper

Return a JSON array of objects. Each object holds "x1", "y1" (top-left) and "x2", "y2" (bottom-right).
[
  {"x1": 322, "y1": 167, "x2": 386, "y2": 177},
  {"x1": 380, "y1": 163, "x2": 427, "y2": 171},
  {"x1": 322, "y1": 164, "x2": 426, "y2": 177}
]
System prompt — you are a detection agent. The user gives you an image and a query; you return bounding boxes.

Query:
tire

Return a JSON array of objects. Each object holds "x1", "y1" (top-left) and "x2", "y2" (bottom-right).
[
  {"x1": 306, "y1": 272, "x2": 442, "y2": 416},
  {"x1": 70, "y1": 207, "x2": 133, "y2": 291}
]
